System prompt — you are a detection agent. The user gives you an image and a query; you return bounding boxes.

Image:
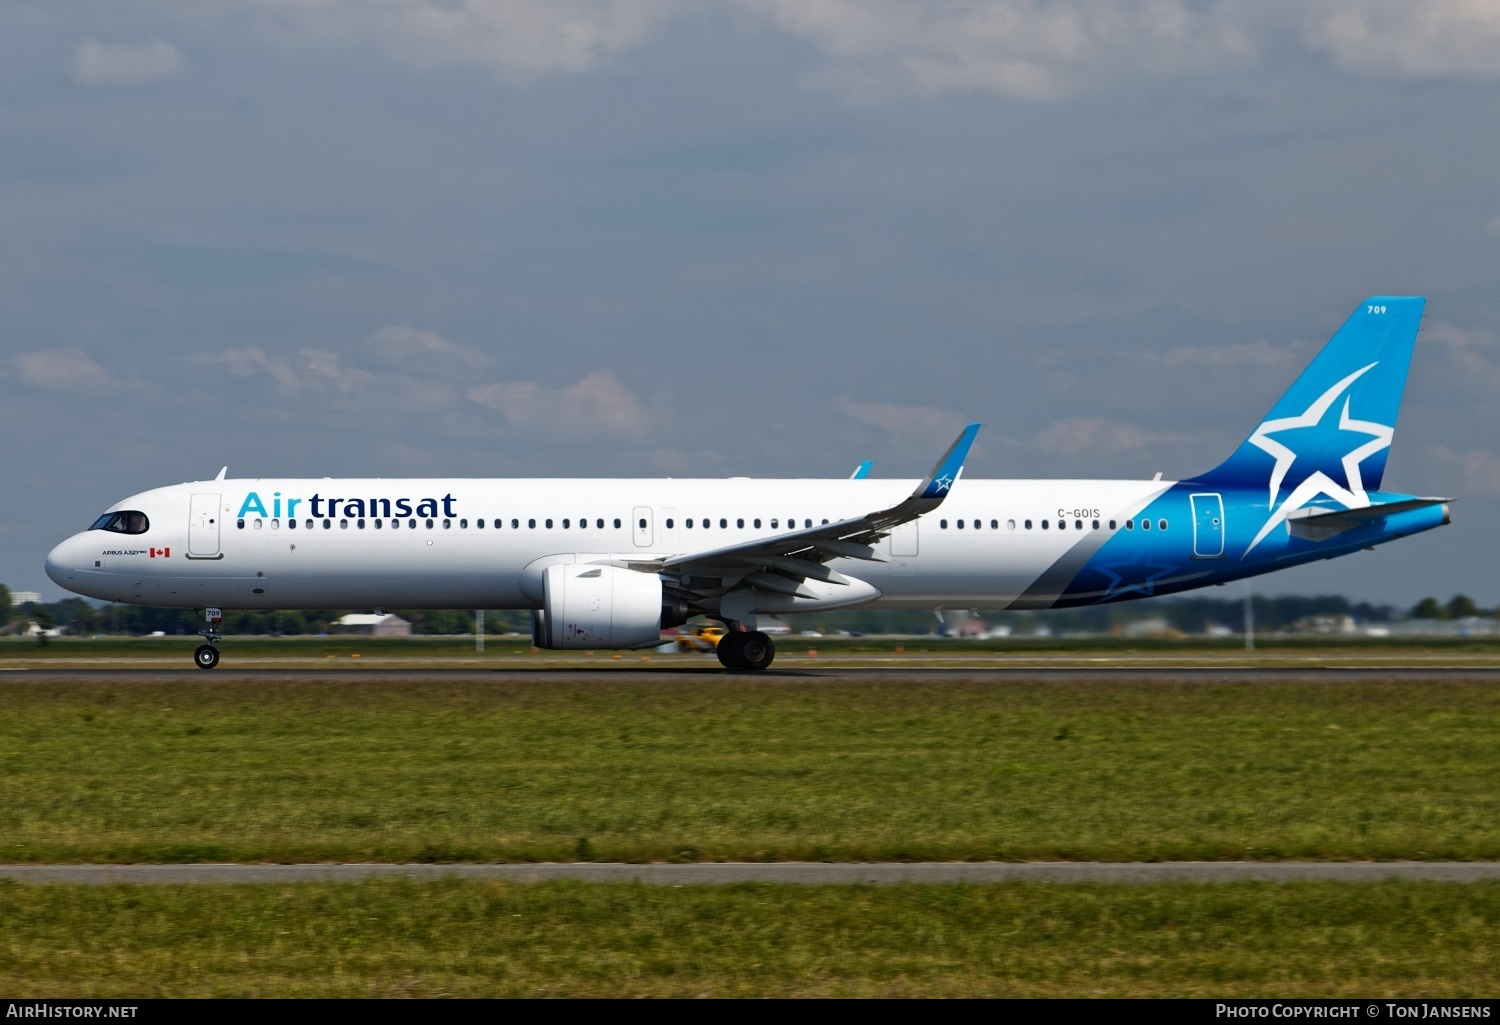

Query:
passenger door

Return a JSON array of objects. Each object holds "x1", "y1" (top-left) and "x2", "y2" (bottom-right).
[{"x1": 188, "y1": 493, "x2": 222, "y2": 558}]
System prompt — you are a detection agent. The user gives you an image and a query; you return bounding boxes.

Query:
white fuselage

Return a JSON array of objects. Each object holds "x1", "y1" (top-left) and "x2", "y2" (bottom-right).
[{"x1": 45, "y1": 476, "x2": 1175, "y2": 611}]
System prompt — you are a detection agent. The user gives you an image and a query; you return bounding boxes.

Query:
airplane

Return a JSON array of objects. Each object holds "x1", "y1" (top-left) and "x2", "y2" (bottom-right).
[{"x1": 45, "y1": 296, "x2": 1450, "y2": 671}]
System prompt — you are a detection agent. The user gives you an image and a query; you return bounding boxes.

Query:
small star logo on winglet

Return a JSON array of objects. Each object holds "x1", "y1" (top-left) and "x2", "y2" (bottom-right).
[
  {"x1": 1242, "y1": 362, "x2": 1392, "y2": 556},
  {"x1": 932, "y1": 475, "x2": 954, "y2": 493}
]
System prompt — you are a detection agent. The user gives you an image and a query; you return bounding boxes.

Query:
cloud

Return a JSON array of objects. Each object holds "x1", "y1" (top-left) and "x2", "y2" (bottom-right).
[
  {"x1": 1418, "y1": 321, "x2": 1500, "y2": 396},
  {"x1": 9, "y1": 348, "x2": 115, "y2": 394},
  {"x1": 1306, "y1": 0, "x2": 1500, "y2": 80},
  {"x1": 108, "y1": 2, "x2": 1500, "y2": 100},
  {"x1": 71, "y1": 39, "x2": 185, "y2": 86},
  {"x1": 1123, "y1": 338, "x2": 1311, "y2": 371},
  {"x1": 366, "y1": 325, "x2": 493, "y2": 373},
  {"x1": 193, "y1": 346, "x2": 374, "y2": 398},
  {"x1": 833, "y1": 397, "x2": 956, "y2": 435},
  {"x1": 466, "y1": 370, "x2": 651, "y2": 437},
  {"x1": 1028, "y1": 416, "x2": 1192, "y2": 459},
  {"x1": 250, "y1": 0, "x2": 680, "y2": 78},
  {"x1": 1425, "y1": 445, "x2": 1500, "y2": 497},
  {"x1": 1422, "y1": 320, "x2": 1498, "y2": 351},
  {"x1": 1489, "y1": 214, "x2": 1500, "y2": 237},
  {"x1": 753, "y1": 0, "x2": 1257, "y2": 100}
]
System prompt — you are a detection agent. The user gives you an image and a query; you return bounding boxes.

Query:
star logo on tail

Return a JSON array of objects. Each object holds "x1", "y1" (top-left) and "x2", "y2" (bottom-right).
[{"x1": 1242, "y1": 362, "x2": 1392, "y2": 556}]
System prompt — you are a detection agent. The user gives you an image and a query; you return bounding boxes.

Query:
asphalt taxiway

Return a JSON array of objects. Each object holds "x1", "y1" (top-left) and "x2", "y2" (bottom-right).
[{"x1": 5, "y1": 663, "x2": 1500, "y2": 684}]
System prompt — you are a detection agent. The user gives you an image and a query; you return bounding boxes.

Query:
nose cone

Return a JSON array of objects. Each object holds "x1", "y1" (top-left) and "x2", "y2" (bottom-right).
[{"x1": 45, "y1": 535, "x2": 79, "y2": 589}]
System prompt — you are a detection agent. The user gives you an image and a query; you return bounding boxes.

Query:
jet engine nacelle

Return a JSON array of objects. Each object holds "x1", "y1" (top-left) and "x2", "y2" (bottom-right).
[{"x1": 531, "y1": 563, "x2": 665, "y2": 650}]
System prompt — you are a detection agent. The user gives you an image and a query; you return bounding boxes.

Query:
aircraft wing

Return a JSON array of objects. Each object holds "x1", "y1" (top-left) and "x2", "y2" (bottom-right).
[{"x1": 642, "y1": 424, "x2": 980, "y2": 591}]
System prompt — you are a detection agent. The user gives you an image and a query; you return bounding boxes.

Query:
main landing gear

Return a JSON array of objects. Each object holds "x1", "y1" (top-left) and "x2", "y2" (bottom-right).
[
  {"x1": 716, "y1": 629, "x2": 776, "y2": 671},
  {"x1": 193, "y1": 606, "x2": 223, "y2": 670}
]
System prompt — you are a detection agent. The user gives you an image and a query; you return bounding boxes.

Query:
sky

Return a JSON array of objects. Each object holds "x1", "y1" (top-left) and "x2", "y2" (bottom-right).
[{"x1": 3, "y1": 0, "x2": 1500, "y2": 607}]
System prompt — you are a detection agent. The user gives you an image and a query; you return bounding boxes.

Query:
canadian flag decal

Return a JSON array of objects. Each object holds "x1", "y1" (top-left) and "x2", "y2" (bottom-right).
[{"x1": 150, "y1": 547, "x2": 171, "y2": 558}]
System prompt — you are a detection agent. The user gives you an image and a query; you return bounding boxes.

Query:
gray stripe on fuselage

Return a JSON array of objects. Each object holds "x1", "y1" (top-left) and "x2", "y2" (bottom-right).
[{"x1": 1010, "y1": 484, "x2": 1173, "y2": 609}]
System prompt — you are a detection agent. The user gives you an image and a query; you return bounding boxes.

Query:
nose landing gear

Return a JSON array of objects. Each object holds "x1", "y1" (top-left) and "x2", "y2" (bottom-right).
[{"x1": 194, "y1": 607, "x2": 223, "y2": 670}]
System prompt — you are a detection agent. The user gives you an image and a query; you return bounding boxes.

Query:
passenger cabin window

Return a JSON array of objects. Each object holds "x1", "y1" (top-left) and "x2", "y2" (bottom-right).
[{"x1": 91, "y1": 511, "x2": 150, "y2": 534}]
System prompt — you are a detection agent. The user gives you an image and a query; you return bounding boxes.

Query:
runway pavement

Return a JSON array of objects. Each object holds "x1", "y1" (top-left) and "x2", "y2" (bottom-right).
[
  {"x1": 5, "y1": 862, "x2": 1500, "y2": 884},
  {"x1": 6, "y1": 664, "x2": 1500, "y2": 684}
]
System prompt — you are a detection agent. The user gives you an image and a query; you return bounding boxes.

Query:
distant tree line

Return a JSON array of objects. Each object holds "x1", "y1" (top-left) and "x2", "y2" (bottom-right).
[
  {"x1": 0, "y1": 595, "x2": 533, "y2": 637},
  {"x1": 0, "y1": 585, "x2": 1493, "y2": 637},
  {"x1": 1410, "y1": 595, "x2": 1485, "y2": 620}
]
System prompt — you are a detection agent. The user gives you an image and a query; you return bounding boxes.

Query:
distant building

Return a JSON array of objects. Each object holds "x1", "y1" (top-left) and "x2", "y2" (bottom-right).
[
  {"x1": 1124, "y1": 617, "x2": 1181, "y2": 638},
  {"x1": 331, "y1": 613, "x2": 412, "y2": 637},
  {"x1": 11, "y1": 591, "x2": 41, "y2": 606}
]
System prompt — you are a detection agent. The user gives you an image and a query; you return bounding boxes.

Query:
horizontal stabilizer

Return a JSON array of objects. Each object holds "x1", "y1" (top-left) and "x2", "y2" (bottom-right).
[
  {"x1": 1286, "y1": 497, "x2": 1451, "y2": 527},
  {"x1": 1286, "y1": 497, "x2": 1451, "y2": 541}
]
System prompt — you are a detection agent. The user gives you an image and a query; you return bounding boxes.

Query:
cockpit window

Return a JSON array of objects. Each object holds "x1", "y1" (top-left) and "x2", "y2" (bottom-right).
[{"x1": 89, "y1": 511, "x2": 150, "y2": 534}]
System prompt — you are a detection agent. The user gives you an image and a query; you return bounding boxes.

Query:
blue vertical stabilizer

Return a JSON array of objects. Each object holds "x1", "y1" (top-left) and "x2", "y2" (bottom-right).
[{"x1": 1192, "y1": 296, "x2": 1425, "y2": 494}]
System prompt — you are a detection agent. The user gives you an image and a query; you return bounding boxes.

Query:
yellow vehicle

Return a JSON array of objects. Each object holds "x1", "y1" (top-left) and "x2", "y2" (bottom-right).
[{"x1": 675, "y1": 623, "x2": 726, "y2": 653}]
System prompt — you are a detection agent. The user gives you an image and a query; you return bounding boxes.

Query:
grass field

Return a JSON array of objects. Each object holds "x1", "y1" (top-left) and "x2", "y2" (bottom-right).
[
  {"x1": 3, "y1": 676, "x2": 1499, "y2": 863},
  {"x1": 3, "y1": 878, "x2": 1497, "y2": 997}
]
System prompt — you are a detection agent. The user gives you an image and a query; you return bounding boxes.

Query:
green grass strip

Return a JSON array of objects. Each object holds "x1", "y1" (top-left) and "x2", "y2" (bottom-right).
[
  {"x1": 2, "y1": 879, "x2": 1498, "y2": 997},
  {"x1": 3, "y1": 678, "x2": 1499, "y2": 863}
]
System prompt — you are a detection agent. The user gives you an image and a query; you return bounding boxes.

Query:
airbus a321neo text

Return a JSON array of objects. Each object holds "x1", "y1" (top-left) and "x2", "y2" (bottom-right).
[{"x1": 46, "y1": 297, "x2": 1450, "y2": 670}]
